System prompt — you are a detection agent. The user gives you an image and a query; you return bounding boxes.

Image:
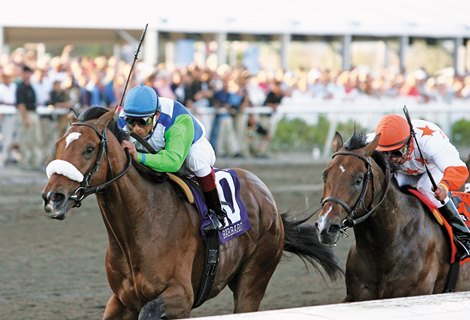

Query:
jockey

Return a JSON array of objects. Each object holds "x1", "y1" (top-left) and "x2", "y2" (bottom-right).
[
  {"x1": 120, "y1": 83, "x2": 226, "y2": 232},
  {"x1": 375, "y1": 114, "x2": 470, "y2": 258}
]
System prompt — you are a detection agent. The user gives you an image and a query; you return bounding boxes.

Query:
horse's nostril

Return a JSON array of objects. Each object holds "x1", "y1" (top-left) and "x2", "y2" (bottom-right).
[
  {"x1": 328, "y1": 224, "x2": 340, "y2": 234},
  {"x1": 52, "y1": 192, "x2": 65, "y2": 202},
  {"x1": 45, "y1": 192, "x2": 65, "y2": 203}
]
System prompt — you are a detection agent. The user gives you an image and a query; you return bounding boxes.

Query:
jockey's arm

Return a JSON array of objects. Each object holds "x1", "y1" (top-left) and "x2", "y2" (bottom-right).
[
  {"x1": 137, "y1": 115, "x2": 195, "y2": 173},
  {"x1": 425, "y1": 136, "x2": 469, "y2": 191}
]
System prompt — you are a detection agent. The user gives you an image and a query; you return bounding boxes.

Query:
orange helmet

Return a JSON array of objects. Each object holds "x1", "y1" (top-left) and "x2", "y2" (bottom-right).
[{"x1": 375, "y1": 114, "x2": 411, "y2": 152}]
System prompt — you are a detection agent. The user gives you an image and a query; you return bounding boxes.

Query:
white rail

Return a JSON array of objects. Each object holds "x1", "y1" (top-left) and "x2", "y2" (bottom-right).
[
  {"x1": 2, "y1": 99, "x2": 470, "y2": 167},
  {"x1": 186, "y1": 291, "x2": 470, "y2": 319}
]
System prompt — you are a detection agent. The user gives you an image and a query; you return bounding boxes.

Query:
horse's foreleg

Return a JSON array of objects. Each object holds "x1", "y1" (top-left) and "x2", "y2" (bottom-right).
[
  {"x1": 103, "y1": 294, "x2": 137, "y2": 320},
  {"x1": 138, "y1": 286, "x2": 192, "y2": 320}
]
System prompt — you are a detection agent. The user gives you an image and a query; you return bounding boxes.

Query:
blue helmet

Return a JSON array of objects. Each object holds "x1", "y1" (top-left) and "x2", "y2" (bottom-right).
[{"x1": 123, "y1": 84, "x2": 160, "y2": 117}]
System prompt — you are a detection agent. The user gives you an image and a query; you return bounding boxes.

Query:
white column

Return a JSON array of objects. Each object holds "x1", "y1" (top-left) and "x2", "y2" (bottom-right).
[
  {"x1": 113, "y1": 43, "x2": 121, "y2": 60},
  {"x1": 0, "y1": 26, "x2": 4, "y2": 55},
  {"x1": 453, "y1": 37, "x2": 463, "y2": 76},
  {"x1": 36, "y1": 43, "x2": 46, "y2": 62},
  {"x1": 280, "y1": 33, "x2": 291, "y2": 70},
  {"x1": 229, "y1": 42, "x2": 237, "y2": 67},
  {"x1": 399, "y1": 35, "x2": 409, "y2": 73},
  {"x1": 342, "y1": 34, "x2": 352, "y2": 71},
  {"x1": 165, "y1": 41, "x2": 175, "y2": 69},
  {"x1": 383, "y1": 40, "x2": 390, "y2": 68},
  {"x1": 466, "y1": 39, "x2": 470, "y2": 73},
  {"x1": 216, "y1": 32, "x2": 227, "y2": 66},
  {"x1": 375, "y1": 40, "x2": 387, "y2": 70},
  {"x1": 144, "y1": 27, "x2": 159, "y2": 67}
]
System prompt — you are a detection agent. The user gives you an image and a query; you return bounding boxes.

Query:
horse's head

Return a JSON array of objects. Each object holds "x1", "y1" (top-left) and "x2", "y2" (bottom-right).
[
  {"x1": 315, "y1": 131, "x2": 385, "y2": 246},
  {"x1": 41, "y1": 108, "x2": 126, "y2": 220}
]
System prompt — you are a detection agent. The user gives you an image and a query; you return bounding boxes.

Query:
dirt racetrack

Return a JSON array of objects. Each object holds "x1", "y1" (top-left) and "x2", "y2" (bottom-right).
[{"x1": 0, "y1": 154, "x2": 354, "y2": 319}]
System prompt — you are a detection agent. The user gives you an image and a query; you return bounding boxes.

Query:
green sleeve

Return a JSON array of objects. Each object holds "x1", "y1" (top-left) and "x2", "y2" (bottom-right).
[{"x1": 137, "y1": 114, "x2": 195, "y2": 172}]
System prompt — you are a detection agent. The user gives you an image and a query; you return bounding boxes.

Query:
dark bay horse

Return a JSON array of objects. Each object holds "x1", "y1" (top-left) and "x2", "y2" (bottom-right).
[
  {"x1": 315, "y1": 131, "x2": 470, "y2": 302},
  {"x1": 41, "y1": 107, "x2": 343, "y2": 319}
]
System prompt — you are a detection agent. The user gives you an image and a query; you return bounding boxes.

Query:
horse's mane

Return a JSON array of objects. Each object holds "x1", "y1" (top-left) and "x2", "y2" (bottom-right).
[
  {"x1": 78, "y1": 106, "x2": 127, "y2": 143},
  {"x1": 343, "y1": 129, "x2": 368, "y2": 151},
  {"x1": 78, "y1": 105, "x2": 109, "y2": 121},
  {"x1": 343, "y1": 129, "x2": 391, "y2": 175}
]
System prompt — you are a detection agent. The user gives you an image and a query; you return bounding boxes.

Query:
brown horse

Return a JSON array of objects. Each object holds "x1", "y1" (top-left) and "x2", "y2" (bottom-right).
[
  {"x1": 315, "y1": 131, "x2": 470, "y2": 302},
  {"x1": 41, "y1": 107, "x2": 343, "y2": 320}
]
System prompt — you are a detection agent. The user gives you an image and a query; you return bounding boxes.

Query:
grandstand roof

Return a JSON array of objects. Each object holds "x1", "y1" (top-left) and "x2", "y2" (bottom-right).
[{"x1": 1, "y1": 0, "x2": 470, "y2": 44}]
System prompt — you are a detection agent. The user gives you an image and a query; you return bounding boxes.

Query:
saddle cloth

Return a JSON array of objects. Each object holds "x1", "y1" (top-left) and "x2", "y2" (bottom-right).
[
  {"x1": 408, "y1": 189, "x2": 470, "y2": 265},
  {"x1": 175, "y1": 169, "x2": 251, "y2": 244}
]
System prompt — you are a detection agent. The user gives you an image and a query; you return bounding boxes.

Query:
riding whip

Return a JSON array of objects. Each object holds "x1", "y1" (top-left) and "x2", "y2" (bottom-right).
[
  {"x1": 403, "y1": 105, "x2": 445, "y2": 204},
  {"x1": 114, "y1": 23, "x2": 148, "y2": 119}
]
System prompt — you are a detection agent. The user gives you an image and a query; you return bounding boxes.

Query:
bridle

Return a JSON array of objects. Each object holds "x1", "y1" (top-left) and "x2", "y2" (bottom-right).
[
  {"x1": 68, "y1": 121, "x2": 132, "y2": 207},
  {"x1": 320, "y1": 151, "x2": 391, "y2": 231}
]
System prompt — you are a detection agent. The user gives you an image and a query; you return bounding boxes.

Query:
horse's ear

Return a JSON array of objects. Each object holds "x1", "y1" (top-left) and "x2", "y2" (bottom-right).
[
  {"x1": 67, "y1": 109, "x2": 78, "y2": 125},
  {"x1": 97, "y1": 110, "x2": 115, "y2": 128},
  {"x1": 364, "y1": 133, "x2": 380, "y2": 156},
  {"x1": 332, "y1": 131, "x2": 343, "y2": 152}
]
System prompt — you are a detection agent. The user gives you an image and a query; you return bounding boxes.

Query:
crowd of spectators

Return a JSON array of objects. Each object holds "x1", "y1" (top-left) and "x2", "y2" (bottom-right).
[{"x1": 1, "y1": 45, "x2": 469, "y2": 170}]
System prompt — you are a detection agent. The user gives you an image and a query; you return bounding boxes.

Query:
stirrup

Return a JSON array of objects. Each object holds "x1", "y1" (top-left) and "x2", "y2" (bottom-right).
[
  {"x1": 454, "y1": 238, "x2": 470, "y2": 259},
  {"x1": 203, "y1": 210, "x2": 225, "y2": 233},
  {"x1": 465, "y1": 183, "x2": 470, "y2": 193}
]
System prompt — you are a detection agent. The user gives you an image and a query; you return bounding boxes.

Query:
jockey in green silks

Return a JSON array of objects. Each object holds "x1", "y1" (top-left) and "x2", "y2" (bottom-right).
[{"x1": 120, "y1": 84, "x2": 226, "y2": 232}]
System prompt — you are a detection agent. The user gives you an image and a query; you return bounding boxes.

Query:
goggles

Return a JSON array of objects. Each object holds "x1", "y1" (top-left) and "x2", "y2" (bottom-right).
[
  {"x1": 385, "y1": 143, "x2": 409, "y2": 158},
  {"x1": 125, "y1": 116, "x2": 154, "y2": 128}
]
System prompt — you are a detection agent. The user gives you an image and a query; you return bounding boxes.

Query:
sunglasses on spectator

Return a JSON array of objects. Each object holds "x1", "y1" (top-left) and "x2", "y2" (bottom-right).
[
  {"x1": 385, "y1": 144, "x2": 409, "y2": 158},
  {"x1": 125, "y1": 116, "x2": 154, "y2": 128}
]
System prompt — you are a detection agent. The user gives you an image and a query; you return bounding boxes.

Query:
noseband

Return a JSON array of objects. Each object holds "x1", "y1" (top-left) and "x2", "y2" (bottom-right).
[
  {"x1": 320, "y1": 151, "x2": 391, "y2": 230},
  {"x1": 68, "y1": 121, "x2": 132, "y2": 207}
]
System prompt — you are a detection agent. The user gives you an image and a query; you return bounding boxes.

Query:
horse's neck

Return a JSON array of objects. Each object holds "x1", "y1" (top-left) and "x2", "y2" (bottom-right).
[
  {"x1": 96, "y1": 167, "x2": 170, "y2": 246},
  {"x1": 354, "y1": 168, "x2": 422, "y2": 251}
]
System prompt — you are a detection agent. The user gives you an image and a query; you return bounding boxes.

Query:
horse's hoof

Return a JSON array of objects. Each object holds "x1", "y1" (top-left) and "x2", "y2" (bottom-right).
[{"x1": 138, "y1": 299, "x2": 167, "y2": 320}]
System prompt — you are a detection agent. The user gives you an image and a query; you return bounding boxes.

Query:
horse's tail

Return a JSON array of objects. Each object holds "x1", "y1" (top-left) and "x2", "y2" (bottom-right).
[{"x1": 282, "y1": 212, "x2": 344, "y2": 281}]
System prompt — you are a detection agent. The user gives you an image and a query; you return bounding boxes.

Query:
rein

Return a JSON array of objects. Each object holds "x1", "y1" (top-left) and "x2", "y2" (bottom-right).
[
  {"x1": 68, "y1": 121, "x2": 132, "y2": 207},
  {"x1": 321, "y1": 151, "x2": 391, "y2": 230}
]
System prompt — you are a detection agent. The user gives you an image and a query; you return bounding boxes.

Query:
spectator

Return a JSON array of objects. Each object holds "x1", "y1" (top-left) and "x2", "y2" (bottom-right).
[
  {"x1": 48, "y1": 79, "x2": 73, "y2": 135},
  {"x1": 210, "y1": 79, "x2": 241, "y2": 158},
  {"x1": 155, "y1": 71, "x2": 176, "y2": 100},
  {"x1": 231, "y1": 73, "x2": 251, "y2": 158},
  {"x1": 247, "y1": 113, "x2": 269, "y2": 158},
  {"x1": 259, "y1": 80, "x2": 285, "y2": 156},
  {"x1": 15, "y1": 65, "x2": 43, "y2": 170},
  {"x1": 0, "y1": 69, "x2": 17, "y2": 105},
  {"x1": 32, "y1": 65, "x2": 55, "y2": 165}
]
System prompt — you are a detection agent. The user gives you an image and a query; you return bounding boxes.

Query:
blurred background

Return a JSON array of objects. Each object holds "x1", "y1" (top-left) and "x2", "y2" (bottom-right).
[{"x1": 2, "y1": 0, "x2": 470, "y2": 170}]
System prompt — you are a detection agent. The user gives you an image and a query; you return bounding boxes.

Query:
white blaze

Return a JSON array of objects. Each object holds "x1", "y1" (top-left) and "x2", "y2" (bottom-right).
[
  {"x1": 65, "y1": 132, "x2": 81, "y2": 148},
  {"x1": 46, "y1": 160, "x2": 84, "y2": 183},
  {"x1": 317, "y1": 207, "x2": 332, "y2": 231},
  {"x1": 339, "y1": 164, "x2": 346, "y2": 174}
]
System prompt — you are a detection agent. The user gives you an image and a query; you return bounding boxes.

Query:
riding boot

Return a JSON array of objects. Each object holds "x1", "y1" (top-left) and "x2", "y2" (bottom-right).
[
  {"x1": 202, "y1": 188, "x2": 227, "y2": 233},
  {"x1": 439, "y1": 200, "x2": 470, "y2": 259}
]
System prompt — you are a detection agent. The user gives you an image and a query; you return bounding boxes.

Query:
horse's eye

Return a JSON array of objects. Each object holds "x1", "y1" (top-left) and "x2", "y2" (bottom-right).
[
  {"x1": 355, "y1": 176, "x2": 363, "y2": 185},
  {"x1": 85, "y1": 145, "x2": 95, "y2": 155},
  {"x1": 321, "y1": 170, "x2": 327, "y2": 182}
]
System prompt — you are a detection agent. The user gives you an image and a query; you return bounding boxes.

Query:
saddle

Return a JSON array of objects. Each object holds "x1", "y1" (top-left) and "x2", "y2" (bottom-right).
[{"x1": 407, "y1": 188, "x2": 470, "y2": 265}]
